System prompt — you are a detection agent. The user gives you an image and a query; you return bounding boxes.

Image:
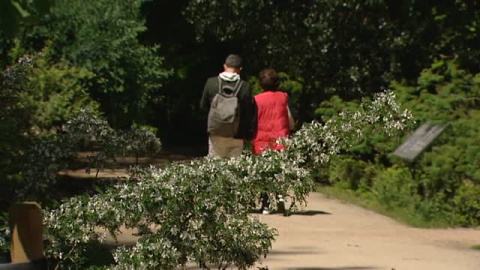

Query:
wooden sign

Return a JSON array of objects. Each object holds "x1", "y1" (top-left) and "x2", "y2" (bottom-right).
[{"x1": 393, "y1": 122, "x2": 448, "y2": 161}]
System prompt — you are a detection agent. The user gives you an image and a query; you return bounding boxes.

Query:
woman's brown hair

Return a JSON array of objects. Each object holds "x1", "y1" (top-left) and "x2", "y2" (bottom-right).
[{"x1": 259, "y1": 68, "x2": 280, "y2": 91}]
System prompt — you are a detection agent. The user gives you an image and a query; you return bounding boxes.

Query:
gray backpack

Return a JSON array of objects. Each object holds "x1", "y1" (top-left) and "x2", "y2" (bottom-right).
[{"x1": 207, "y1": 77, "x2": 243, "y2": 137}]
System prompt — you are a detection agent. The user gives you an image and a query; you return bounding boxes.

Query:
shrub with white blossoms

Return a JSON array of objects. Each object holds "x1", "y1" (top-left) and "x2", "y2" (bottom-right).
[
  {"x1": 0, "y1": 216, "x2": 8, "y2": 255},
  {"x1": 16, "y1": 109, "x2": 162, "y2": 200},
  {"x1": 0, "y1": 107, "x2": 162, "y2": 255},
  {"x1": 118, "y1": 126, "x2": 162, "y2": 164},
  {"x1": 279, "y1": 91, "x2": 413, "y2": 167},
  {"x1": 44, "y1": 91, "x2": 413, "y2": 269},
  {"x1": 62, "y1": 109, "x2": 162, "y2": 175},
  {"x1": 44, "y1": 159, "x2": 278, "y2": 269}
]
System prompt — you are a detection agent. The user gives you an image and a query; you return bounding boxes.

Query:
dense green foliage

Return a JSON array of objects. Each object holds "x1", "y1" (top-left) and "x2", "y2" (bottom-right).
[
  {"x1": 0, "y1": 0, "x2": 51, "y2": 38},
  {"x1": 185, "y1": 0, "x2": 480, "y2": 119},
  {"x1": 4, "y1": 0, "x2": 479, "y2": 142},
  {"x1": 0, "y1": 0, "x2": 168, "y2": 205},
  {"x1": 1, "y1": 56, "x2": 32, "y2": 199},
  {"x1": 320, "y1": 59, "x2": 480, "y2": 227},
  {"x1": 21, "y1": 0, "x2": 170, "y2": 127},
  {"x1": 1, "y1": 1, "x2": 169, "y2": 259},
  {"x1": 0, "y1": 50, "x2": 99, "y2": 205},
  {"x1": 1, "y1": 0, "x2": 480, "y2": 267},
  {"x1": 19, "y1": 51, "x2": 99, "y2": 131}
]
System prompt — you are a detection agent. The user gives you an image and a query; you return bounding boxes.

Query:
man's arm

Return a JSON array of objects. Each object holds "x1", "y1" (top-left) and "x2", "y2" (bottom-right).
[{"x1": 200, "y1": 78, "x2": 212, "y2": 111}]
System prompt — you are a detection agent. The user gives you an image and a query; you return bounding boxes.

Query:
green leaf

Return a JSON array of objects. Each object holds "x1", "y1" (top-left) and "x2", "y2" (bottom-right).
[{"x1": 10, "y1": 1, "x2": 30, "y2": 18}]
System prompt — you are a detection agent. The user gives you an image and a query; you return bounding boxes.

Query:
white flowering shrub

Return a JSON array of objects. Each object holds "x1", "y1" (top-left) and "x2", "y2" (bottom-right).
[
  {"x1": 118, "y1": 126, "x2": 162, "y2": 164},
  {"x1": 17, "y1": 136, "x2": 76, "y2": 200},
  {"x1": 0, "y1": 212, "x2": 9, "y2": 255},
  {"x1": 280, "y1": 91, "x2": 413, "y2": 167},
  {"x1": 14, "y1": 109, "x2": 162, "y2": 201},
  {"x1": 44, "y1": 159, "x2": 278, "y2": 269},
  {"x1": 43, "y1": 91, "x2": 412, "y2": 269},
  {"x1": 63, "y1": 109, "x2": 162, "y2": 175}
]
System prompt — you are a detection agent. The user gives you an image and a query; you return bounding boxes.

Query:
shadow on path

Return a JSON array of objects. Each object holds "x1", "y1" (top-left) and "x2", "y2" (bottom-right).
[
  {"x1": 288, "y1": 210, "x2": 331, "y2": 216},
  {"x1": 250, "y1": 209, "x2": 332, "y2": 216}
]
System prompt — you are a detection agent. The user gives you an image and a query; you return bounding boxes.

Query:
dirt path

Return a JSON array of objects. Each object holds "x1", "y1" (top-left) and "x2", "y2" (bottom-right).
[
  {"x1": 255, "y1": 192, "x2": 480, "y2": 270},
  {"x1": 107, "y1": 192, "x2": 480, "y2": 270}
]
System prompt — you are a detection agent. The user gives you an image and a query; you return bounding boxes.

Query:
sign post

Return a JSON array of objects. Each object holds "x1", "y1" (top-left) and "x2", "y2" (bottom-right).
[{"x1": 393, "y1": 122, "x2": 448, "y2": 162}]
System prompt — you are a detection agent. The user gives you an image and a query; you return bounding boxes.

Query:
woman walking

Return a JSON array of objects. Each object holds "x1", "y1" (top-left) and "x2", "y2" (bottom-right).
[{"x1": 252, "y1": 68, "x2": 295, "y2": 214}]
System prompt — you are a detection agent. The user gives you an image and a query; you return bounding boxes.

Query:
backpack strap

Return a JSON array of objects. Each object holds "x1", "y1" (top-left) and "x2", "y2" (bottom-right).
[
  {"x1": 218, "y1": 76, "x2": 243, "y2": 96},
  {"x1": 217, "y1": 76, "x2": 222, "y2": 93},
  {"x1": 233, "y1": 80, "x2": 243, "y2": 96}
]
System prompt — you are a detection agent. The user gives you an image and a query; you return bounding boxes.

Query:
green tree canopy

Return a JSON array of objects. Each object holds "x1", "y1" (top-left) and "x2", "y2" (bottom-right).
[
  {"x1": 24, "y1": 0, "x2": 171, "y2": 127},
  {"x1": 185, "y1": 0, "x2": 480, "y2": 119}
]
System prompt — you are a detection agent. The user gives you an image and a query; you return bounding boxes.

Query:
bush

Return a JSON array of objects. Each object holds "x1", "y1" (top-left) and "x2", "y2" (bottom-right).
[
  {"x1": 452, "y1": 182, "x2": 480, "y2": 227},
  {"x1": 328, "y1": 156, "x2": 370, "y2": 191},
  {"x1": 0, "y1": 50, "x2": 100, "y2": 202},
  {"x1": 372, "y1": 166, "x2": 418, "y2": 209},
  {"x1": 41, "y1": 91, "x2": 410, "y2": 269},
  {"x1": 317, "y1": 59, "x2": 480, "y2": 227},
  {"x1": 18, "y1": 47, "x2": 99, "y2": 131}
]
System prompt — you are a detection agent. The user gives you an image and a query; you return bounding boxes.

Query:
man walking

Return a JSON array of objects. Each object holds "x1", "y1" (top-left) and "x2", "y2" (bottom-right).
[{"x1": 200, "y1": 54, "x2": 255, "y2": 158}]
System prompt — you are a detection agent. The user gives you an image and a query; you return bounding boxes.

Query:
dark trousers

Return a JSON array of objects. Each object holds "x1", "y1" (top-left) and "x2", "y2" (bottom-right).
[{"x1": 260, "y1": 192, "x2": 270, "y2": 210}]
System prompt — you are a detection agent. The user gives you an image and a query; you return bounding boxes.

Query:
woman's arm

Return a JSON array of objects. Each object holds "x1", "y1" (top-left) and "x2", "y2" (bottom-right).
[{"x1": 287, "y1": 106, "x2": 295, "y2": 131}]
